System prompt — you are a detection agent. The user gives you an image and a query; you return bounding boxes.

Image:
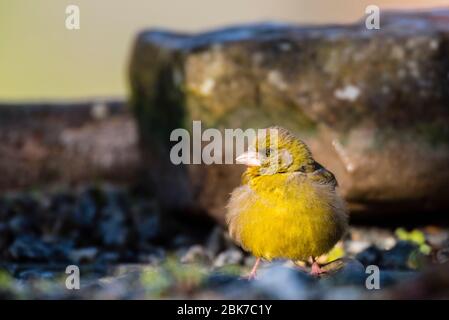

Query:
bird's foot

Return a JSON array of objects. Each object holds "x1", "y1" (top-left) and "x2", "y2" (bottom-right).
[
  {"x1": 241, "y1": 271, "x2": 258, "y2": 281},
  {"x1": 310, "y1": 261, "x2": 326, "y2": 276}
]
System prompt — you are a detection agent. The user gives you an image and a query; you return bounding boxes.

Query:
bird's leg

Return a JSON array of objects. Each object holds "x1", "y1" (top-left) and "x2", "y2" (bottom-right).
[
  {"x1": 243, "y1": 257, "x2": 261, "y2": 280},
  {"x1": 310, "y1": 257, "x2": 325, "y2": 276}
]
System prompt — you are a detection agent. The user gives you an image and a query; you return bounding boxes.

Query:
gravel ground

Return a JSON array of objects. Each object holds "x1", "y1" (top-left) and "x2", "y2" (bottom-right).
[{"x1": 0, "y1": 185, "x2": 448, "y2": 299}]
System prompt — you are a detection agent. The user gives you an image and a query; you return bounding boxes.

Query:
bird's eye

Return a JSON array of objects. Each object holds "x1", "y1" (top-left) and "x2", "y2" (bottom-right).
[
  {"x1": 265, "y1": 148, "x2": 271, "y2": 157},
  {"x1": 299, "y1": 165, "x2": 307, "y2": 172}
]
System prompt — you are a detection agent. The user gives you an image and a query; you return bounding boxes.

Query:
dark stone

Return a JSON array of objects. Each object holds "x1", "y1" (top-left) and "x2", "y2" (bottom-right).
[
  {"x1": 8, "y1": 235, "x2": 70, "y2": 262},
  {"x1": 382, "y1": 241, "x2": 418, "y2": 270},
  {"x1": 356, "y1": 245, "x2": 383, "y2": 267},
  {"x1": 171, "y1": 234, "x2": 197, "y2": 249},
  {"x1": 132, "y1": 201, "x2": 161, "y2": 242},
  {"x1": 356, "y1": 241, "x2": 418, "y2": 271},
  {"x1": 8, "y1": 216, "x2": 34, "y2": 235},
  {"x1": 96, "y1": 251, "x2": 121, "y2": 265},
  {"x1": 97, "y1": 190, "x2": 130, "y2": 248},
  {"x1": 205, "y1": 226, "x2": 227, "y2": 257},
  {"x1": 73, "y1": 189, "x2": 100, "y2": 227},
  {"x1": 0, "y1": 222, "x2": 10, "y2": 252},
  {"x1": 99, "y1": 204, "x2": 128, "y2": 248},
  {"x1": 17, "y1": 269, "x2": 55, "y2": 281}
]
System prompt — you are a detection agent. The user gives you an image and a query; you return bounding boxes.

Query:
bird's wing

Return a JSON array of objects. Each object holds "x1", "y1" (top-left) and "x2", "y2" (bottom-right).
[{"x1": 306, "y1": 162, "x2": 338, "y2": 188}]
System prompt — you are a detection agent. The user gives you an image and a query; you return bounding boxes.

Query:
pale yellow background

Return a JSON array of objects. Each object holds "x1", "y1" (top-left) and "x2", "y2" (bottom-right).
[{"x1": 0, "y1": 0, "x2": 447, "y2": 101}]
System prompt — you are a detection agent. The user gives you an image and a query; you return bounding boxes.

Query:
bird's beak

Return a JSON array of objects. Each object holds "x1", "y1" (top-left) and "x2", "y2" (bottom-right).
[{"x1": 235, "y1": 151, "x2": 262, "y2": 167}]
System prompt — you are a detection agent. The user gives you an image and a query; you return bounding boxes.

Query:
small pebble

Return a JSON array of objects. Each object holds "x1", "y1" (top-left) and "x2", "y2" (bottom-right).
[
  {"x1": 69, "y1": 247, "x2": 98, "y2": 264},
  {"x1": 436, "y1": 248, "x2": 449, "y2": 264},
  {"x1": 180, "y1": 245, "x2": 211, "y2": 264},
  {"x1": 213, "y1": 249, "x2": 244, "y2": 267}
]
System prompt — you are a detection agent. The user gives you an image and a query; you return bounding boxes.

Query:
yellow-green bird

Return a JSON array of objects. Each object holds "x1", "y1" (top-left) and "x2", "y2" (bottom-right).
[{"x1": 226, "y1": 126, "x2": 348, "y2": 278}]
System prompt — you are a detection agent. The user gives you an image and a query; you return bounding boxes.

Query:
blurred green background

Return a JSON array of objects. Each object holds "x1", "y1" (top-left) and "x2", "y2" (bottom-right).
[{"x1": 0, "y1": 0, "x2": 446, "y2": 101}]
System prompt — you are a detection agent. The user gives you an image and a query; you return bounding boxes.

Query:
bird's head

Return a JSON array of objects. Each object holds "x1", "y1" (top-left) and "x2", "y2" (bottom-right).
[{"x1": 236, "y1": 126, "x2": 314, "y2": 178}]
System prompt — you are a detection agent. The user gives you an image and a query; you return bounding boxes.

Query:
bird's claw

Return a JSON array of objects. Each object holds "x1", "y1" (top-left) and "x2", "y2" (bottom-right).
[
  {"x1": 241, "y1": 273, "x2": 257, "y2": 281},
  {"x1": 310, "y1": 262, "x2": 326, "y2": 276}
]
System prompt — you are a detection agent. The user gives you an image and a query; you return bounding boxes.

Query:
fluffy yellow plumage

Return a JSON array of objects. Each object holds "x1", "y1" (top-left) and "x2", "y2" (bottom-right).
[{"x1": 226, "y1": 126, "x2": 347, "y2": 277}]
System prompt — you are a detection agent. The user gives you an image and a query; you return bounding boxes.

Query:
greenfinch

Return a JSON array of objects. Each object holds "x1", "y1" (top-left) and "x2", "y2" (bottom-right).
[{"x1": 226, "y1": 127, "x2": 348, "y2": 278}]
